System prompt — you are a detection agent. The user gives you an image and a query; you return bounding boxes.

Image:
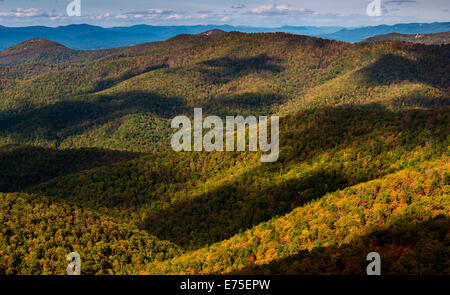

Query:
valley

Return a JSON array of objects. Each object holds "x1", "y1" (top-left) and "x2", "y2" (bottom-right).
[{"x1": 0, "y1": 30, "x2": 448, "y2": 275}]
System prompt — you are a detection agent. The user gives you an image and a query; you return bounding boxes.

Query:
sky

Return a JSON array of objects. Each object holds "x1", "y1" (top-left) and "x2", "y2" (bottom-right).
[{"x1": 0, "y1": 0, "x2": 449, "y2": 27}]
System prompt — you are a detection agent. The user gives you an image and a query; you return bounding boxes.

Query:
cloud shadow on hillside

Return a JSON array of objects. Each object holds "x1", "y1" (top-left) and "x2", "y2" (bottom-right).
[
  {"x1": 21, "y1": 106, "x2": 449, "y2": 251},
  {"x1": 143, "y1": 165, "x2": 350, "y2": 250},
  {"x1": 196, "y1": 54, "x2": 284, "y2": 84},
  {"x1": 0, "y1": 144, "x2": 140, "y2": 192},
  {"x1": 0, "y1": 91, "x2": 187, "y2": 142},
  {"x1": 0, "y1": 90, "x2": 286, "y2": 143},
  {"x1": 141, "y1": 106, "x2": 449, "y2": 249},
  {"x1": 355, "y1": 54, "x2": 449, "y2": 90}
]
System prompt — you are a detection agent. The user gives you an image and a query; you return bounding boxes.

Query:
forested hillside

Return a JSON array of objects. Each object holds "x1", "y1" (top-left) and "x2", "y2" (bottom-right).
[
  {"x1": 365, "y1": 31, "x2": 450, "y2": 45},
  {"x1": 0, "y1": 31, "x2": 448, "y2": 274},
  {"x1": 0, "y1": 38, "x2": 113, "y2": 65}
]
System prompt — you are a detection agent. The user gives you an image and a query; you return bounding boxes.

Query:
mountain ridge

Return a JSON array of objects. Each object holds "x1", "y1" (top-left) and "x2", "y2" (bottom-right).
[
  {"x1": 0, "y1": 22, "x2": 449, "y2": 50},
  {"x1": 0, "y1": 29, "x2": 448, "y2": 275},
  {"x1": 365, "y1": 31, "x2": 450, "y2": 45},
  {"x1": 322, "y1": 22, "x2": 450, "y2": 42},
  {"x1": 0, "y1": 38, "x2": 113, "y2": 65}
]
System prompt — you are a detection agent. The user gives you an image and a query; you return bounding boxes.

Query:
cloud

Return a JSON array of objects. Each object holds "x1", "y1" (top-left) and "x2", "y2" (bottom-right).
[
  {"x1": 122, "y1": 8, "x2": 175, "y2": 19},
  {"x1": 113, "y1": 8, "x2": 216, "y2": 21},
  {"x1": 167, "y1": 13, "x2": 213, "y2": 20},
  {"x1": 118, "y1": 8, "x2": 212, "y2": 21},
  {"x1": 167, "y1": 13, "x2": 184, "y2": 19},
  {"x1": 0, "y1": 8, "x2": 51, "y2": 18},
  {"x1": 384, "y1": 0, "x2": 417, "y2": 5},
  {"x1": 247, "y1": 5, "x2": 314, "y2": 16},
  {"x1": 231, "y1": 4, "x2": 246, "y2": 9},
  {"x1": 382, "y1": 0, "x2": 417, "y2": 14},
  {"x1": 95, "y1": 13, "x2": 111, "y2": 20}
]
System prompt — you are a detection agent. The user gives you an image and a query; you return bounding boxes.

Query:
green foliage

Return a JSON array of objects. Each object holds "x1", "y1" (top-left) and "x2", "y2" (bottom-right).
[
  {"x1": 148, "y1": 160, "x2": 449, "y2": 274},
  {"x1": 0, "y1": 145, "x2": 138, "y2": 192},
  {"x1": 28, "y1": 107, "x2": 450, "y2": 249},
  {"x1": 0, "y1": 31, "x2": 448, "y2": 274},
  {"x1": 0, "y1": 192, "x2": 182, "y2": 274}
]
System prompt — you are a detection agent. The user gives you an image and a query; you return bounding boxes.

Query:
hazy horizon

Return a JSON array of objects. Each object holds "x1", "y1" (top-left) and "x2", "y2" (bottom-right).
[{"x1": 1, "y1": 20, "x2": 449, "y2": 30}]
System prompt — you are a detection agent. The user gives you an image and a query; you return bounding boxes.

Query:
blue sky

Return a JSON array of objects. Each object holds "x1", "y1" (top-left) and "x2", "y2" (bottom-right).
[{"x1": 0, "y1": 0, "x2": 449, "y2": 27}]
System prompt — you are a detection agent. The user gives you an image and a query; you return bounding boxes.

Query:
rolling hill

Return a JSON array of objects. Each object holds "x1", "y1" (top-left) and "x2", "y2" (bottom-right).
[
  {"x1": 0, "y1": 38, "x2": 113, "y2": 65},
  {"x1": 0, "y1": 31, "x2": 448, "y2": 274},
  {"x1": 365, "y1": 31, "x2": 450, "y2": 45}
]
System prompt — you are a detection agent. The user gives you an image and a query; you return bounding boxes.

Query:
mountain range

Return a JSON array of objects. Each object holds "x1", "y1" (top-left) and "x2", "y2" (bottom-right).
[
  {"x1": 322, "y1": 22, "x2": 450, "y2": 42},
  {"x1": 0, "y1": 22, "x2": 449, "y2": 50},
  {"x1": 365, "y1": 31, "x2": 450, "y2": 45},
  {"x1": 0, "y1": 29, "x2": 448, "y2": 275},
  {"x1": 0, "y1": 24, "x2": 340, "y2": 50}
]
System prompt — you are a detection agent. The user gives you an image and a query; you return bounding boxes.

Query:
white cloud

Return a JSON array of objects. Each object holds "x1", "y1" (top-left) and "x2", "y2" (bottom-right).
[
  {"x1": 93, "y1": 13, "x2": 112, "y2": 20},
  {"x1": 248, "y1": 5, "x2": 314, "y2": 16},
  {"x1": 95, "y1": 13, "x2": 111, "y2": 20},
  {"x1": 0, "y1": 8, "x2": 51, "y2": 18},
  {"x1": 123, "y1": 9, "x2": 175, "y2": 19},
  {"x1": 167, "y1": 13, "x2": 184, "y2": 19},
  {"x1": 231, "y1": 4, "x2": 246, "y2": 9},
  {"x1": 384, "y1": 0, "x2": 417, "y2": 5},
  {"x1": 166, "y1": 13, "x2": 213, "y2": 20}
]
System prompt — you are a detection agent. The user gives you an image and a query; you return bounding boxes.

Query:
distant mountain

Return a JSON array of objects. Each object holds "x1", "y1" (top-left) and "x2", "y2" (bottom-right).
[
  {"x1": 0, "y1": 24, "x2": 342, "y2": 50},
  {"x1": 1, "y1": 23, "x2": 449, "y2": 51},
  {"x1": 198, "y1": 29, "x2": 227, "y2": 38},
  {"x1": 365, "y1": 31, "x2": 450, "y2": 45},
  {"x1": 0, "y1": 29, "x2": 233, "y2": 65},
  {"x1": 322, "y1": 22, "x2": 450, "y2": 43},
  {"x1": 0, "y1": 38, "x2": 112, "y2": 65},
  {"x1": 0, "y1": 24, "x2": 148, "y2": 50}
]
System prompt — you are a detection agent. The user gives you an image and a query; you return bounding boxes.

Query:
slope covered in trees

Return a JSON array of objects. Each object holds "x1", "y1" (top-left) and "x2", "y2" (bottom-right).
[
  {"x1": 148, "y1": 159, "x2": 449, "y2": 274},
  {"x1": 365, "y1": 31, "x2": 450, "y2": 45},
  {"x1": 28, "y1": 107, "x2": 449, "y2": 249},
  {"x1": 0, "y1": 32, "x2": 448, "y2": 152},
  {"x1": 0, "y1": 31, "x2": 448, "y2": 274},
  {"x1": 0, "y1": 192, "x2": 182, "y2": 274},
  {"x1": 0, "y1": 38, "x2": 114, "y2": 65}
]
